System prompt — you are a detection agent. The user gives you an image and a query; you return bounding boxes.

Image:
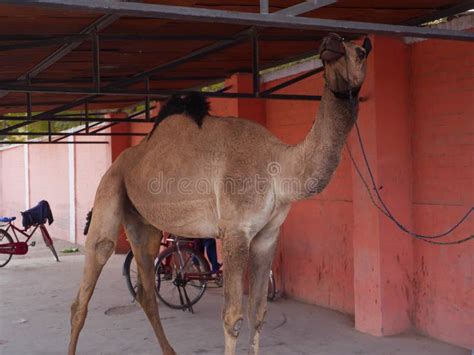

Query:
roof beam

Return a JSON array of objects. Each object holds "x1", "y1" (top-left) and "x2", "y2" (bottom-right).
[
  {"x1": 0, "y1": 83, "x2": 321, "y2": 101},
  {"x1": 0, "y1": 29, "x2": 250, "y2": 134},
  {"x1": 0, "y1": 140, "x2": 108, "y2": 145},
  {"x1": 18, "y1": 14, "x2": 118, "y2": 81},
  {"x1": 403, "y1": 0, "x2": 474, "y2": 26},
  {"x1": 0, "y1": 14, "x2": 118, "y2": 98},
  {"x1": 7, "y1": 0, "x2": 474, "y2": 41},
  {"x1": 3, "y1": 131, "x2": 146, "y2": 137},
  {"x1": 274, "y1": 0, "x2": 337, "y2": 17}
]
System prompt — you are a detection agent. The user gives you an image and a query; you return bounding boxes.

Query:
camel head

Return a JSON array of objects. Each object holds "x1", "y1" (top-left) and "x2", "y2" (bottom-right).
[{"x1": 319, "y1": 33, "x2": 372, "y2": 93}]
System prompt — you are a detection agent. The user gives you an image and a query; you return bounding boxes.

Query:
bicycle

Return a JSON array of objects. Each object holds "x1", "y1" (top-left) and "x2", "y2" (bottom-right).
[
  {"x1": 0, "y1": 215, "x2": 59, "y2": 267},
  {"x1": 123, "y1": 235, "x2": 276, "y2": 312}
]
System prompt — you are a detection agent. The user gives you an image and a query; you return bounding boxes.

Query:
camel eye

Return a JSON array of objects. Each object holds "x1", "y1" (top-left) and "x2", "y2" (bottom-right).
[{"x1": 356, "y1": 48, "x2": 366, "y2": 60}]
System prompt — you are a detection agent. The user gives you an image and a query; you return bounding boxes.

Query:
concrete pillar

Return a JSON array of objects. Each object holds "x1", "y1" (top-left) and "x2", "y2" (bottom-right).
[
  {"x1": 350, "y1": 36, "x2": 414, "y2": 336},
  {"x1": 110, "y1": 113, "x2": 131, "y2": 162},
  {"x1": 210, "y1": 73, "x2": 266, "y2": 125}
]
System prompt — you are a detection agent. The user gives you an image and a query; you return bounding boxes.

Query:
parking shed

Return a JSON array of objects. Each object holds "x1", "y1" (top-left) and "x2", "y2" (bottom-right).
[{"x1": 0, "y1": 1, "x2": 473, "y2": 354}]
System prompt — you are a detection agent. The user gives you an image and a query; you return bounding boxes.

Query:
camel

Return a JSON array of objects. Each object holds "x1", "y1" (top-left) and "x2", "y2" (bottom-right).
[{"x1": 68, "y1": 33, "x2": 371, "y2": 355}]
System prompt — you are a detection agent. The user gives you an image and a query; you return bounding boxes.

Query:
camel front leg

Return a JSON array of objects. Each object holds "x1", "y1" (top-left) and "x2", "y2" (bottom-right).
[
  {"x1": 222, "y1": 235, "x2": 250, "y2": 355},
  {"x1": 125, "y1": 218, "x2": 176, "y2": 355},
  {"x1": 69, "y1": 239, "x2": 116, "y2": 355},
  {"x1": 247, "y1": 227, "x2": 279, "y2": 355},
  {"x1": 69, "y1": 184, "x2": 124, "y2": 355}
]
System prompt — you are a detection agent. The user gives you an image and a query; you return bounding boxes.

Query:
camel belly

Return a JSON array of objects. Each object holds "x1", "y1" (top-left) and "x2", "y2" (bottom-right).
[
  {"x1": 126, "y1": 182, "x2": 275, "y2": 239},
  {"x1": 130, "y1": 196, "x2": 220, "y2": 238}
]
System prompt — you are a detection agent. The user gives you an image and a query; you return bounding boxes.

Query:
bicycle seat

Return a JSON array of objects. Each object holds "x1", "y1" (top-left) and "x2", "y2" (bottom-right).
[{"x1": 0, "y1": 216, "x2": 16, "y2": 223}]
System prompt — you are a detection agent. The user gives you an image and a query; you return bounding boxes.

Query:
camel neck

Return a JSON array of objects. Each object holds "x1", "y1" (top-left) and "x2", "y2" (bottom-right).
[{"x1": 280, "y1": 84, "x2": 358, "y2": 201}]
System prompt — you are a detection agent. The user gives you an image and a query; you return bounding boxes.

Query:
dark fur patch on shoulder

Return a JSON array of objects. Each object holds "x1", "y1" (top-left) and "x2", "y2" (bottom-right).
[{"x1": 148, "y1": 92, "x2": 210, "y2": 139}]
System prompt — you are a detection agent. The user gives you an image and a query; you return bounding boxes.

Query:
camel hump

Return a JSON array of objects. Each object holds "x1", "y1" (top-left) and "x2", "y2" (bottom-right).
[{"x1": 156, "y1": 92, "x2": 210, "y2": 128}]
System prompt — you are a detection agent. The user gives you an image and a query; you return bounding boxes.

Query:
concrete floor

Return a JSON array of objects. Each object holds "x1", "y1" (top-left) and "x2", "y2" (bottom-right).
[{"x1": 0, "y1": 239, "x2": 469, "y2": 355}]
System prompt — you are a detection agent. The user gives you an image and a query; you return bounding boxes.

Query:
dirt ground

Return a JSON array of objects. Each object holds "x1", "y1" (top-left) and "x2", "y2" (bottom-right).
[{"x1": 0, "y1": 238, "x2": 470, "y2": 355}]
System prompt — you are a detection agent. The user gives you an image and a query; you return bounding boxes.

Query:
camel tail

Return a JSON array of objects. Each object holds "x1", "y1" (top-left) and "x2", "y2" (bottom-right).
[
  {"x1": 149, "y1": 92, "x2": 210, "y2": 138},
  {"x1": 83, "y1": 209, "x2": 93, "y2": 235}
]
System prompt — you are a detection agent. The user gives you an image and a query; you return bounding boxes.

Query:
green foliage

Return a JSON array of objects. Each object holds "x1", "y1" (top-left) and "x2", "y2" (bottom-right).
[{"x1": 0, "y1": 111, "x2": 83, "y2": 143}]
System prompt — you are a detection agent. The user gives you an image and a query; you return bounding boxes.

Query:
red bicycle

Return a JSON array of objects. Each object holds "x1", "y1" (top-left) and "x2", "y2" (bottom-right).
[
  {"x1": 0, "y1": 215, "x2": 59, "y2": 268},
  {"x1": 123, "y1": 235, "x2": 276, "y2": 313}
]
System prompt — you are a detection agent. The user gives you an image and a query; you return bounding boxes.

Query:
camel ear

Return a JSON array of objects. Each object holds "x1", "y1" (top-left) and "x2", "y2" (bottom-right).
[{"x1": 362, "y1": 37, "x2": 372, "y2": 56}]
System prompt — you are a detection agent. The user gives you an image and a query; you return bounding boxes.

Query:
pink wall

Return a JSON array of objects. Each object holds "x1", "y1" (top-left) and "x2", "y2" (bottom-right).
[
  {"x1": 74, "y1": 135, "x2": 111, "y2": 245},
  {"x1": 29, "y1": 143, "x2": 70, "y2": 241},
  {"x1": 0, "y1": 145, "x2": 26, "y2": 218},
  {"x1": 0, "y1": 133, "x2": 112, "y2": 246}
]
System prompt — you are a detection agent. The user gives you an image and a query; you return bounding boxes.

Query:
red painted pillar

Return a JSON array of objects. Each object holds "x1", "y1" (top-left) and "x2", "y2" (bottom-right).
[
  {"x1": 110, "y1": 115, "x2": 131, "y2": 162},
  {"x1": 350, "y1": 36, "x2": 414, "y2": 336},
  {"x1": 210, "y1": 73, "x2": 266, "y2": 125}
]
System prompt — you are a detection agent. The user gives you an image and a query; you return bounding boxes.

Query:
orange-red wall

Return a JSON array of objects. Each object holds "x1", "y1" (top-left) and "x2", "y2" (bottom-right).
[
  {"x1": 264, "y1": 72, "x2": 355, "y2": 314},
  {"x1": 410, "y1": 38, "x2": 474, "y2": 348},
  {"x1": 0, "y1": 35, "x2": 472, "y2": 349}
]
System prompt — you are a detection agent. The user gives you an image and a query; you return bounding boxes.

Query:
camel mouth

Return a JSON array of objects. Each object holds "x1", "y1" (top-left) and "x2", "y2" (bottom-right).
[
  {"x1": 319, "y1": 33, "x2": 346, "y2": 63},
  {"x1": 320, "y1": 48, "x2": 345, "y2": 63}
]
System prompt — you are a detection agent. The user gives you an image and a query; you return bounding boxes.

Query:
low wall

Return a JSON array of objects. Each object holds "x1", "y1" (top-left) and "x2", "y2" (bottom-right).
[{"x1": 0, "y1": 133, "x2": 111, "y2": 245}]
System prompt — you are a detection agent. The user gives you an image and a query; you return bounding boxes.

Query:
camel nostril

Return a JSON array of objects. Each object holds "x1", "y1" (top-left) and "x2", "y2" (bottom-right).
[{"x1": 320, "y1": 33, "x2": 345, "y2": 63}]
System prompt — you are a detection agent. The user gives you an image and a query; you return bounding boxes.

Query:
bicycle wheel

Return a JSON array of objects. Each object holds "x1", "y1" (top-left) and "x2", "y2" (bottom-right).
[
  {"x1": 267, "y1": 269, "x2": 276, "y2": 301},
  {"x1": 124, "y1": 250, "x2": 162, "y2": 300},
  {"x1": 155, "y1": 246, "x2": 209, "y2": 310},
  {"x1": 123, "y1": 250, "x2": 138, "y2": 299},
  {"x1": 0, "y1": 229, "x2": 14, "y2": 268}
]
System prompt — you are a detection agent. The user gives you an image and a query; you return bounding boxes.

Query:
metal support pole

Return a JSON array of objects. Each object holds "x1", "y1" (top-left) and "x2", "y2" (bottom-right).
[
  {"x1": 252, "y1": 28, "x2": 260, "y2": 97},
  {"x1": 3, "y1": 131, "x2": 147, "y2": 137},
  {"x1": 0, "y1": 115, "x2": 148, "y2": 123},
  {"x1": 52, "y1": 106, "x2": 155, "y2": 142},
  {"x1": 145, "y1": 77, "x2": 151, "y2": 121},
  {"x1": 26, "y1": 76, "x2": 32, "y2": 120},
  {"x1": 261, "y1": 65, "x2": 324, "y2": 95},
  {"x1": 260, "y1": 0, "x2": 269, "y2": 14},
  {"x1": 0, "y1": 84, "x2": 323, "y2": 99},
  {"x1": 85, "y1": 102, "x2": 89, "y2": 133},
  {"x1": 0, "y1": 141, "x2": 109, "y2": 145},
  {"x1": 92, "y1": 33, "x2": 101, "y2": 91}
]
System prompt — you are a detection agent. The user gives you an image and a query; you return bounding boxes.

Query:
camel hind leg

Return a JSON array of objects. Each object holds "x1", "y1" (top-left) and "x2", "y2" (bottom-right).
[
  {"x1": 123, "y1": 210, "x2": 176, "y2": 355},
  {"x1": 68, "y1": 174, "x2": 125, "y2": 355},
  {"x1": 247, "y1": 227, "x2": 279, "y2": 355},
  {"x1": 221, "y1": 234, "x2": 250, "y2": 355}
]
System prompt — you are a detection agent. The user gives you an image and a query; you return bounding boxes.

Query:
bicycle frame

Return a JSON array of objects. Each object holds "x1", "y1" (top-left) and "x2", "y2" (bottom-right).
[
  {"x1": 164, "y1": 237, "x2": 218, "y2": 286},
  {"x1": 4, "y1": 222, "x2": 39, "y2": 243},
  {"x1": 0, "y1": 222, "x2": 54, "y2": 255}
]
